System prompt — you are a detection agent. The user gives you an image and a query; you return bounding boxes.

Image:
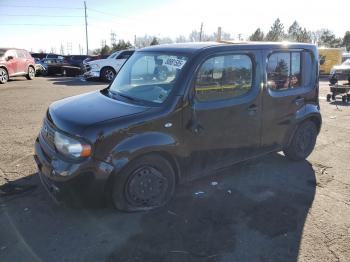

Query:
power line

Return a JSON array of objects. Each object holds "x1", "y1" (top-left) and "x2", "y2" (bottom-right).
[
  {"x1": 0, "y1": 14, "x2": 84, "y2": 17},
  {"x1": 0, "y1": 24, "x2": 81, "y2": 26},
  {"x1": 0, "y1": 5, "x2": 83, "y2": 9},
  {"x1": 88, "y1": 8, "x2": 117, "y2": 17}
]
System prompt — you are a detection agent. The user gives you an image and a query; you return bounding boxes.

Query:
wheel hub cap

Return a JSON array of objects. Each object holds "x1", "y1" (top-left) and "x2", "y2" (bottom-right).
[{"x1": 127, "y1": 166, "x2": 168, "y2": 206}]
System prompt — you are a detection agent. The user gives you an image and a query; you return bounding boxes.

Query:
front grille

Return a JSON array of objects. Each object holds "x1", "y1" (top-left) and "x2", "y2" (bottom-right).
[
  {"x1": 84, "y1": 64, "x2": 91, "y2": 72},
  {"x1": 41, "y1": 121, "x2": 55, "y2": 149}
]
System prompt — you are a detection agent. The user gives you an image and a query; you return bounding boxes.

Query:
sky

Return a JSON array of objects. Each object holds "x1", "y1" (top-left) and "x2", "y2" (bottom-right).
[{"x1": 0, "y1": 0, "x2": 349, "y2": 54}]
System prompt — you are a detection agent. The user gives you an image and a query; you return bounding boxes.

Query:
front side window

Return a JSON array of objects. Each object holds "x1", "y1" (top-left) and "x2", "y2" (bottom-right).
[
  {"x1": 6, "y1": 50, "x2": 17, "y2": 59},
  {"x1": 195, "y1": 54, "x2": 253, "y2": 102},
  {"x1": 109, "y1": 52, "x2": 188, "y2": 104},
  {"x1": 0, "y1": 49, "x2": 7, "y2": 58},
  {"x1": 267, "y1": 52, "x2": 303, "y2": 90}
]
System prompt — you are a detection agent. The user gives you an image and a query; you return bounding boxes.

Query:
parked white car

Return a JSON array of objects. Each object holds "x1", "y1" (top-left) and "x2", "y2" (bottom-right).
[{"x1": 83, "y1": 50, "x2": 134, "y2": 82}]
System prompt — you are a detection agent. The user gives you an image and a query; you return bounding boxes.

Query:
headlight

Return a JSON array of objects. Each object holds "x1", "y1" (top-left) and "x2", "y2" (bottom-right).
[
  {"x1": 54, "y1": 132, "x2": 91, "y2": 159},
  {"x1": 90, "y1": 64, "x2": 100, "y2": 70}
]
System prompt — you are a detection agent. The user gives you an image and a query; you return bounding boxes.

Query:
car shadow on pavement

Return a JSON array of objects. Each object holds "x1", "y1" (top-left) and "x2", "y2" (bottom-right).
[
  {"x1": 44, "y1": 76, "x2": 108, "y2": 87},
  {"x1": 329, "y1": 101, "x2": 350, "y2": 107},
  {"x1": 0, "y1": 153, "x2": 316, "y2": 262}
]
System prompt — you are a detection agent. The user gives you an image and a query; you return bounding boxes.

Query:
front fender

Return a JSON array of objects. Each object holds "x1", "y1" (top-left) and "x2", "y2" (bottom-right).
[
  {"x1": 106, "y1": 131, "x2": 179, "y2": 173},
  {"x1": 283, "y1": 103, "x2": 322, "y2": 147}
]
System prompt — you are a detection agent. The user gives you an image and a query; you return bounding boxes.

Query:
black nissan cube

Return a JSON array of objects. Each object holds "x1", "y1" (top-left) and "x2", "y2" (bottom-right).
[{"x1": 34, "y1": 42, "x2": 322, "y2": 211}]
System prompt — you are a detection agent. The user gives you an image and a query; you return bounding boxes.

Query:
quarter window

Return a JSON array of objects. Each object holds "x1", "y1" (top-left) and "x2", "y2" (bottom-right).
[
  {"x1": 267, "y1": 51, "x2": 312, "y2": 90},
  {"x1": 195, "y1": 54, "x2": 253, "y2": 102}
]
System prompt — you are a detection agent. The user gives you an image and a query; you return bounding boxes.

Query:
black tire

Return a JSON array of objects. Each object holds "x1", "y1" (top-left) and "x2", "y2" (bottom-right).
[
  {"x1": 283, "y1": 121, "x2": 318, "y2": 161},
  {"x1": 0, "y1": 68, "x2": 9, "y2": 84},
  {"x1": 100, "y1": 67, "x2": 116, "y2": 82},
  {"x1": 342, "y1": 95, "x2": 347, "y2": 103},
  {"x1": 26, "y1": 66, "x2": 35, "y2": 80},
  {"x1": 326, "y1": 94, "x2": 331, "y2": 102},
  {"x1": 112, "y1": 154, "x2": 176, "y2": 212}
]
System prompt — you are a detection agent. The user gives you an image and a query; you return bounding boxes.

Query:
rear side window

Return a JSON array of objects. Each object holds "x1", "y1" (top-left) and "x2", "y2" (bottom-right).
[
  {"x1": 16, "y1": 50, "x2": 26, "y2": 58},
  {"x1": 267, "y1": 51, "x2": 313, "y2": 90},
  {"x1": 195, "y1": 54, "x2": 253, "y2": 102}
]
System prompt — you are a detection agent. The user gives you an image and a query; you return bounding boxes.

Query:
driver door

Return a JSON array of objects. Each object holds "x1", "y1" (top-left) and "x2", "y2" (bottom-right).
[
  {"x1": 183, "y1": 51, "x2": 262, "y2": 175},
  {"x1": 5, "y1": 50, "x2": 18, "y2": 75}
]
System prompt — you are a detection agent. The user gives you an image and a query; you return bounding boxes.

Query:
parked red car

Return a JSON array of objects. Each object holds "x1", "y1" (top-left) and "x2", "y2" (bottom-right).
[{"x1": 0, "y1": 48, "x2": 36, "y2": 84}]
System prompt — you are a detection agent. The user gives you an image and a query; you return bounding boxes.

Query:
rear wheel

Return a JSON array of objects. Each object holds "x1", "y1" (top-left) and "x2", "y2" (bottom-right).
[
  {"x1": 0, "y1": 68, "x2": 8, "y2": 84},
  {"x1": 100, "y1": 67, "x2": 116, "y2": 82},
  {"x1": 283, "y1": 121, "x2": 318, "y2": 161},
  {"x1": 26, "y1": 66, "x2": 35, "y2": 80},
  {"x1": 112, "y1": 154, "x2": 176, "y2": 212}
]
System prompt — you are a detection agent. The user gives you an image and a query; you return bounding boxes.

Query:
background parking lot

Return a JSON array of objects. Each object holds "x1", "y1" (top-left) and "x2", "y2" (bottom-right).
[{"x1": 0, "y1": 77, "x2": 349, "y2": 262}]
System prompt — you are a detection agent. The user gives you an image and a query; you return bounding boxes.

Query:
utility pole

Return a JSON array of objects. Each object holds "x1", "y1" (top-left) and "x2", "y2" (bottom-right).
[
  {"x1": 217, "y1": 27, "x2": 222, "y2": 41},
  {"x1": 84, "y1": 1, "x2": 89, "y2": 55},
  {"x1": 199, "y1": 22, "x2": 203, "y2": 42},
  {"x1": 111, "y1": 31, "x2": 116, "y2": 46},
  {"x1": 66, "y1": 42, "x2": 72, "y2": 55}
]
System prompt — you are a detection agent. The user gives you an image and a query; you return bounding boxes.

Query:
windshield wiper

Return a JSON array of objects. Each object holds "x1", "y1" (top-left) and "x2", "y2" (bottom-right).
[{"x1": 108, "y1": 89, "x2": 144, "y2": 104}]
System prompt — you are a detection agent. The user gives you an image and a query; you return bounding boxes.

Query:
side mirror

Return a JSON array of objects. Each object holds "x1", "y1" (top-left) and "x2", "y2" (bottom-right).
[{"x1": 6, "y1": 56, "x2": 14, "y2": 61}]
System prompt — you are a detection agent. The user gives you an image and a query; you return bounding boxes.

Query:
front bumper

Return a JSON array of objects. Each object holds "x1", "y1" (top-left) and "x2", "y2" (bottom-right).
[
  {"x1": 34, "y1": 132, "x2": 114, "y2": 204},
  {"x1": 83, "y1": 70, "x2": 100, "y2": 79}
]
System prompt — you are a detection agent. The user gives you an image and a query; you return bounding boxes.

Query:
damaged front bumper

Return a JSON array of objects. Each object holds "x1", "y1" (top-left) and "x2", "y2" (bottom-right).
[{"x1": 34, "y1": 133, "x2": 114, "y2": 205}]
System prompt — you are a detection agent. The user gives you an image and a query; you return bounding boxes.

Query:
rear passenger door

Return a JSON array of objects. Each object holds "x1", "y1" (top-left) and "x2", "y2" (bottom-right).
[
  {"x1": 261, "y1": 50, "x2": 316, "y2": 149},
  {"x1": 183, "y1": 50, "x2": 263, "y2": 174},
  {"x1": 16, "y1": 50, "x2": 27, "y2": 73}
]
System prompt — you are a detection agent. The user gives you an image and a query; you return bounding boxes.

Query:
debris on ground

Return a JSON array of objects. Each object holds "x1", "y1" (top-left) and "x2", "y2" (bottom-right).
[{"x1": 167, "y1": 210, "x2": 177, "y2": 216}]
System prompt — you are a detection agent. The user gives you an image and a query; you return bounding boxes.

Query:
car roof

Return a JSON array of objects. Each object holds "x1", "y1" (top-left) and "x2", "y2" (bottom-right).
[
  {"x1": 0, "y1": 48, "x2": 28, "y2": 51},
  {"x1": 138, "y1": 41, "x2": 317, "y2": 54}
]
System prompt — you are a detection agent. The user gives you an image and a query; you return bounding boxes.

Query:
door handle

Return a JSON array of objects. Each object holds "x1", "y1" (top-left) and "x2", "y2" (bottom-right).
[
  {"x1": 247, "y1": 104, "x2": 258, "y2": 116},
  {"x1": 294, "y1": 97, "x2": 305, "y2": 106}
]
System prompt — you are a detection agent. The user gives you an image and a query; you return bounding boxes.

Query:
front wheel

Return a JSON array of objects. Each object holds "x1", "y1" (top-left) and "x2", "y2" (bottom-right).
[
  {"x1": 26, "y1": 66, "x2": 35, "y2": 80},
  {"x1": 0, "y1": 68, "x2": 9, "y2": 84},
  {"x1": 112, "y1": 154, "x2": 176, "y2": 212},
  {"x1": 283, "y1": 121, "x2": 318, "y2": 161},
  {"x1": 100, "y1": 67, "x2": 116, "y2": 82}
]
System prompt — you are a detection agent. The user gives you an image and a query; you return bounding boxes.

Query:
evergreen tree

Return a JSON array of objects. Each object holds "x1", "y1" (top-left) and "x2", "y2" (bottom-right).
[
  {"x1": 249, "y1": 28, "x2": 264, "y2": 41},
  {"x1": 265, "y1": 18, "x2": 285, "y2": 41}
]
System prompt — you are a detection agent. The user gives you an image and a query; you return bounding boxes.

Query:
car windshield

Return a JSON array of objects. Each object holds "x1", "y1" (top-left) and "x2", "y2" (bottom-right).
[
  {"x1": 0, "y1": 49, "x2": 6, "y2": 58},
  {"x1": 109, "y1": 52, "x2": 188, "y2": 104},
  {"x1": 342, "y1": 59, "x2": 350, "y2": 66},
  {"x1": 108, "y1": 51, "x2": 120, "y2": 59}
]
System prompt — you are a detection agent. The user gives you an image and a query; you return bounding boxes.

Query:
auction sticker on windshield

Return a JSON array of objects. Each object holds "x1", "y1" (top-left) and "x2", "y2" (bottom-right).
[{"x1": 164, "y1": 57, "x2": 187, "y2": 69}]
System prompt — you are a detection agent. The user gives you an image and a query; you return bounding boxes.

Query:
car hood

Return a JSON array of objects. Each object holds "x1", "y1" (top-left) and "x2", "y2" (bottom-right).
[
  {"x1": 48, "y1": 90, "x2": 150, "y2": 135},
  {"x1": 88, "y1": 59, "x2": 110, "y2": 65}
]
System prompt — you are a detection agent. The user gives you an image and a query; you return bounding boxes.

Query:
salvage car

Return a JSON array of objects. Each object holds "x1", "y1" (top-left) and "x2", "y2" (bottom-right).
[
  {"x1": 39, "y1": 58, "x2": 81, "y2": 77},
  {"x1": 34, "y1": 42, "x2": 322, "y2": 211},
  {"x1": 329, "y1": 59, "x2": 350, "y2": 85},
  {"x1": 83, "y1": 50, "x2": 134, "y2": 82},
  {"x1": 0, "y1": 48, "x2": 36, "y2": 84}
]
